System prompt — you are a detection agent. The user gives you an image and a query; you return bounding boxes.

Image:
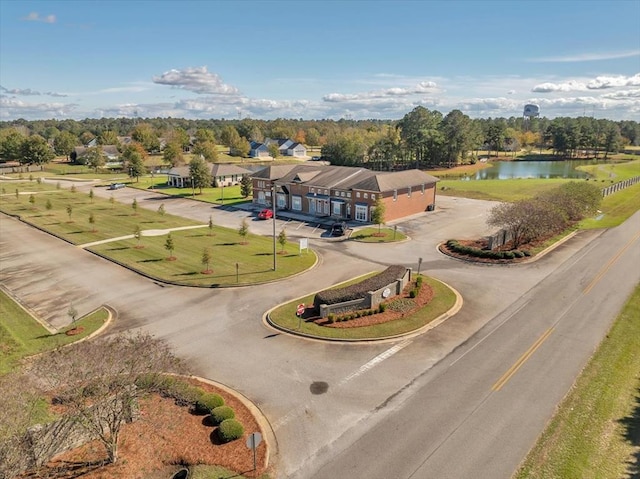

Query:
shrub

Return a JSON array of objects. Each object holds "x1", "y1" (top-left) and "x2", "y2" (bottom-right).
[
  {"x1": 313, "y1": 265, "x2": 406, "y2": 310},
  {"x1": 211, "y1": 406, "x2": 235, "y2": 424},
  {"x1": 378, "y1": 303, "x2": 387, "y2": 313},
  {"x1": 196, "y1": 393, "x2": 224, "y2": 414},
  {"x1": 327, "y1": 314, "x2": 335, "y2": 324},
  {"x1": 523, "y1": 250, "x2": 532, "y2": 257},
  {"x1": 415, "y1": 276, "x2": 423, "y2": 287},
  {"x1": 504, "y1": 251, "x2": 515, "y2": 259},
  {"x1": 218, "y1": 419, "x2": 244, "y2": 443},
  {"x1": 513, "y1": 250, "x2": 525, "y2": 258},
  {"x1": 409, "y1": 289, "x2": 417, "y2": 298}
]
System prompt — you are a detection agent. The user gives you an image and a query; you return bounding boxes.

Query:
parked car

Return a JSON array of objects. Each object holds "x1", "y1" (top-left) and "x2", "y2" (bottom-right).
[
  {"x1": 108, "y1": 183, "x2": 125, "y2": 190},
  {"x1": 330, "y1": 221, "x2": 347, "y2": 236},
  {"x1": 257, "y1": 208, "x2": 274, "y2": 220}
]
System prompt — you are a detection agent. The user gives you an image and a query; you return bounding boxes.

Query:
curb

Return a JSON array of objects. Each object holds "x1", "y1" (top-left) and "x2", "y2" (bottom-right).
[
  {"x1": 262, "y1": 276, "x2": 463, "y2": 344},
  {"x1": 191, "y1": 376, "x2": 277, "y2": 473}
]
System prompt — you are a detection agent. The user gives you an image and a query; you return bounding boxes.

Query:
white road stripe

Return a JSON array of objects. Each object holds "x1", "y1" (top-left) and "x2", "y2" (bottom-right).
[{"x1": 338, "y1": 339, "x2": 412, "y2": 386}]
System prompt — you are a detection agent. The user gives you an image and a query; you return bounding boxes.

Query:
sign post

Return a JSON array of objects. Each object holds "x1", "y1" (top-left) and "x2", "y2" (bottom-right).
[
  {"x1": 417, "y1": 257, "x2": 423, "y2": 276},
  {"x1": 246, "y1": 432, "x2": 262, "y2": 471}
]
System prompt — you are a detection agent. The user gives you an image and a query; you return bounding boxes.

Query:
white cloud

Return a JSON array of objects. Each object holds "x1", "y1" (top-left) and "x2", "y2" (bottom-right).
[
  {"x1": 601, "y1": 89, "x2": 640, "y2": 99},
  {"x1": 0, "y1": 85, "x2": 68, "y2": 97},
  {"x1": 323, "y1": 81, "x2": 438, "y2": 103},
  {"x1": 587, "y1": 74, "x2": 640, "y2": 89},
  {"x1": 0, "y1": 95, "x2": 77, "y2": 118},
  {"x1": 22, "y1": 12, "x2": 56, "y2": 23},
  {"x1": 531, "y1": 80, "x2": 588, "y2": 93},
  {"x1": 153, "y1": 66, "x2": 239, "y2": 95},
  {"x1": 527, "y1": 50, "x2": 640, "y2": 63}
]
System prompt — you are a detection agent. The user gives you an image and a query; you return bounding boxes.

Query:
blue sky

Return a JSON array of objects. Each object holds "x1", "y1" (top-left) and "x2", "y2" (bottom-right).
[{"x1": 1, "y1": 0, "x2": 639, "y2": 121}]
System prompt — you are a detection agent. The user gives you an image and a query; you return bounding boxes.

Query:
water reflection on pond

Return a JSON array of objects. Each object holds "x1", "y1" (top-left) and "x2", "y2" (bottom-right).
[{"x1": 465, "y1": 160, "x2": 595, "y2": 180}]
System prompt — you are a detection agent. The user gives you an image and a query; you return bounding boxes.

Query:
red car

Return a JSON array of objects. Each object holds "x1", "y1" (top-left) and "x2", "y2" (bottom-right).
[{"x1": 257, "y1": 208, "x2": 273, "y2": 220}]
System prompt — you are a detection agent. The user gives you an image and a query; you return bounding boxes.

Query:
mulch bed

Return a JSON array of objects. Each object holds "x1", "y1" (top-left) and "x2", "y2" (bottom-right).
[
  {"x1": 439, "y1": 238, "x2": 543, "y2": 264},
  {"x1": 27, "y1": 379, "x2": 268, "y2": 479}
]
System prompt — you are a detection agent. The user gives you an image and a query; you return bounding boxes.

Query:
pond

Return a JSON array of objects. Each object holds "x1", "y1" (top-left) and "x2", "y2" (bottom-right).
[{"x1": 466, "y1": 160, "x2": 595, "y2": 180}]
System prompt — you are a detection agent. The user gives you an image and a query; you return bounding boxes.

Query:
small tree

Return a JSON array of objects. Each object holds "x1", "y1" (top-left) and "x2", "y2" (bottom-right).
[
  {"x1": 132, "y1": 198, "x2": 138, "y2": 215},
  {"x1": 278, "y1": 228, "x2": 287, "y2": 253},
  {"x1": 158, "y1": 203, "x2": 166, "y2": 216},
  {"x1": 238, "y1": 218, "x2": 249, "y2": 244},
  {"x1": 201, "y1": 247, "x2": 212, "y2": 273},
  {"x1": 36, "y1": 176, "x2": 42, "y2": 184},
  {"x1": 88, "y1": 188, "x2": 94, "y2": 203},
  {"x1": 109, "y1": 194, "x2": 115, "y2": 208},
  {"x1": 32, "y1": 333, "x2": 184, "y2": 465},
  {"x1": 28, "y1": 194, "x2": 35, "y2": 207},
  {"x1": 67, "y1": 302, "x2": 78, "y2": 323},
  {"x1": 164, "y1": 233, "x2": 175, "y2": 259},
  {"x1": 268, "y1": 143, "x2": 280, "y2": 159},
  {"x1": 371, "y1": 197, "x2": 386, "y2": 234},
  {"x1": 29, "y1": 174, "x2": 34, "y2": 182},
  {"x1": 240, "y1": 174, "x2": 252, "y2": 198},
  {"x1": 70, "y1": 184, "x2": 77, "y2": 193},
  {"x1": 56, "y1": 181, "x2": 61, "y2": 190},
  {"x1": 88, "y1": 212, "x2": 96, "y2": 232},
  {"x1": 14, "y1": 188, "x2": 19, "y2": 200},
  {"x1": 66, "y1": 204, "x2": 73, "y2": 221},
  {"x1": 45, "y1": 198, "x2": 52, "y2": 211},
  {"x1": 133, "y1": 224, "x2": 142, "y2": 247}
]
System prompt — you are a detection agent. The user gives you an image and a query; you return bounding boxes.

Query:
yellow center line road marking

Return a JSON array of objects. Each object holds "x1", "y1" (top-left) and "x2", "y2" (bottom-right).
[
  {"x1": 492, "y1": 327, "x2": 554, "y2": 392},
  {"x1": 583, "y1": 231, "x2": 640, "y2": 295}
]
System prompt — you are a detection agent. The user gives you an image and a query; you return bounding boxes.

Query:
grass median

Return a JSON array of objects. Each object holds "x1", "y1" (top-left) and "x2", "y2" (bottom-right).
[
  {"x1": 0, "y1": 290, "x2": 108, "y2": 374},
  {"x1": 351, "y1": 226, "x2": 408, "y2": 243},
  {"x1": 514, "y1": 284, "x2": 640, "y2": 479},
  {"x1": 268, "y1": 275, "x2": 456, "y2": 340}
]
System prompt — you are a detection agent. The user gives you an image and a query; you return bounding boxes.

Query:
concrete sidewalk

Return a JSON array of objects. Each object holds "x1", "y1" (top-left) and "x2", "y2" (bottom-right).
[{"x1": 77, "y1": 224, "x2": 207, "y2": 248}]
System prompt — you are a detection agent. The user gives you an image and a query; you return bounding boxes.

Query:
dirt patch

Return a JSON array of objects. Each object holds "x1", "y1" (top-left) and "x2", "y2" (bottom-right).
[{"x1": 25, "y1": 379, "x2": 269, "y2": 479}]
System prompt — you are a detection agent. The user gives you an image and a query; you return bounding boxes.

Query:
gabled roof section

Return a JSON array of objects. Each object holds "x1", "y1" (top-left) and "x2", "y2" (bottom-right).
[
  {"x1": 210, "y1": 163, "x2": 252, "y2": 177},
  {"x1": 353, "y1": 169, "x2": 439, "y2": 192}
]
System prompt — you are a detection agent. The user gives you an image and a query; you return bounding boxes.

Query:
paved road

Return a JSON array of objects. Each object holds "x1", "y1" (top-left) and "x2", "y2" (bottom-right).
[{"x1": 2, "y1": 180, "x2": 637, "y2": 478}]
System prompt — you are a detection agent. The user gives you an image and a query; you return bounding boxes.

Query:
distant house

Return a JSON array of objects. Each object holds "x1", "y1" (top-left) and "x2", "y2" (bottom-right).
[
  {"x1": 248, "y1": 138, "x2": 307, "y2": 158},
  {"x1": 167, "y1": 163, "x2": 252, "y2": 188},
  {"x1": 251, "y1": 164, "x2": 438, "y2": 222},
  {"x1": 70, "y1": 145, "x2": 120, "y2": 164},
  {"x1": 249, "y1": 141, "x2": 270, "y2": 158}
]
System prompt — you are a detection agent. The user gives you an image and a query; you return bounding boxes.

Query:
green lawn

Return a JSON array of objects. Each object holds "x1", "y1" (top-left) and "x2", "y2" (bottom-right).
[
  {"x1": 581, "y1": 182, "x2": 640, "y2": 229},
  {"x1": 577, "y1": 158, "x2": 640, "y2": 181},
  {"x1": 89, "y1": 226, "x2": 317, "y2": 287},
  {"x1": 129, "y1": 177, "x2": 251, "y2": 206},
  {"x1": 351, "y1": 226, "x2": 408, "y2": 243},
  {"x1": 514, "y1": 284, "x2": 640, "y2": 479},
  {"x1": 268, "y1": 275, "x2": 456, "y2": 340},
  {"x1": 0, "y1": 290, "x2": 108, "y2": 374},
  {"x1": 438, "y1": 178, "x2": 572, "y2": 202},
  {"x1": 190, "y1": 465, "x2": 270, "y2": 479},
  {"x1": 0, "y1": 182, "x2": 197, "y2": 245}
]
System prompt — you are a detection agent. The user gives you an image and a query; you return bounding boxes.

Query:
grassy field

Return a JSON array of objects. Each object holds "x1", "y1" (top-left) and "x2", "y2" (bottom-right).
[
  {"x1": 0, "y1": 290, "x2": 108, "y2": 374},
  {"x1": 577, "y1": 158, "x2": 640, "y2": 181},
  {"x1": 129, "y1": 177, "x2": 251, "y2": 206},
  {"x1": 0, "y1": 182, "x2": 197, "y2": 244},
  {"x1": 581, "y1": 182, "x2": 640, "y2": 229},
  {"x1": 1, "y1": 181, "x2": 316, "y2": 286},
  {"x1": 268, "y1": 275, "x2": 456, "y2": 340},
  {"x1": 190, "y1": 465, "x2": 270, "y2": 479},
  {"x1": 514, "y1": 284, "x2": 640, "y2": 479},
  {"x1": 438, "y1": 178, "x2": 572, "y2": 202},
  {"x1": 89, "y1": 225, "x2": 317, "y2": 287},
  {"x1": 351, "y1": 226, "x2": 408, "y2": 242}
]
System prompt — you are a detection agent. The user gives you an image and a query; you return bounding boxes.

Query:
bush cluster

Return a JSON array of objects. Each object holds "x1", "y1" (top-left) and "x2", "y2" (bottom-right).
[
  {"x1": 313, "y1": 265, "x2": 406, "y2": 310},
  {"x1": 196, "y1": 393, "x2": 225, "y2": 414},
  {"x1": 211, "y1": 405, "x2": 236, "y2": 424},
  {"x1": 134, "y1": 374, "x2": 206, "y2": 407},
  {"x1": 218, "y1": 419, "x2": 245, "y2": 443},
  {"x1": 445, "y1": 240, "x2": 530, "y2": 260}
]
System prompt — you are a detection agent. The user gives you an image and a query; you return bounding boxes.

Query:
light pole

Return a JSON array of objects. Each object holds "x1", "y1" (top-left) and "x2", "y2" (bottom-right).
[
  {"x1": 190, "y1": 175, "x2": 195, "y2": 198},
  {"x1": 272, "y1": 183, "x2": 277, "y2": 271}
]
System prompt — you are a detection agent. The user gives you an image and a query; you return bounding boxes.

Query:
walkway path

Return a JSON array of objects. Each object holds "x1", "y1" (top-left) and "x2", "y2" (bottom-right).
[{"x1": 77, "y1": 224, "x2": 208, "y2": 248}]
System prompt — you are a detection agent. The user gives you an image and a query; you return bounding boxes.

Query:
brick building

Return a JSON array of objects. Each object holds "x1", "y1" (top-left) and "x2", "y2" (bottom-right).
[{"x1": 251, "y1": 164, "x2": 439, "y2": 223}]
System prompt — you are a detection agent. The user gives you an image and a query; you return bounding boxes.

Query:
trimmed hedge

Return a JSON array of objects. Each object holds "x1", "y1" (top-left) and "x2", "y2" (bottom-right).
[
  {"x1": 211, "y1": 405, "x2": 235, "y2": 424},
  {"x1": 445, "y1": 239, "x2": 529, "y2": 260},
  {"x1": 134, "y1": 374, "x2": 206, "y2": 407},
  {"x1": 196, "y1": 393, "x2": 225, "y2": 414},
  {"x1": 218, "y1": 419, "x2": 244, "y2": 443},
  {"x1": 313, "y1": 265, "x2": 406, "y2": 310}
]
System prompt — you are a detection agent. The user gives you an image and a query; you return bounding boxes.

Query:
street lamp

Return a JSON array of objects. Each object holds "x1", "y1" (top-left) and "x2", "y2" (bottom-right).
[
  {"x1": 190, "y1": 175, "x2": 195, "y2": 198},
  {"x1": 272, "y1": 183, "x2": 277, "y2": 271}
]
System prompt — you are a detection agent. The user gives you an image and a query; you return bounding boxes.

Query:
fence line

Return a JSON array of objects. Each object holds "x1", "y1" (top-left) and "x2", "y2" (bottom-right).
[{"x1": 602, "y1": 176, "x2": 640, "y2": 197}]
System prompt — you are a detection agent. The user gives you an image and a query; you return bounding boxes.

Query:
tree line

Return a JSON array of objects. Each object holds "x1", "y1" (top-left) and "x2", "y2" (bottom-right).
[{"x1": 1, "y1": 112, "x2": 638, "y2": 168}]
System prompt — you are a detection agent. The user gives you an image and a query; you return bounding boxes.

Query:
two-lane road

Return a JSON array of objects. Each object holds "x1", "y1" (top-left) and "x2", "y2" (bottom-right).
[{"x1": 302, "y1": 213, "x2": 640, "y2": 479}]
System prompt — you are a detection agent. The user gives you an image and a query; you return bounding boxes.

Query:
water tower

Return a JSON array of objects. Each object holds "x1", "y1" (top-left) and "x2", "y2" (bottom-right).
[{"x1": 523, "y1": 104, "x2": 540, "y2": 131}]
